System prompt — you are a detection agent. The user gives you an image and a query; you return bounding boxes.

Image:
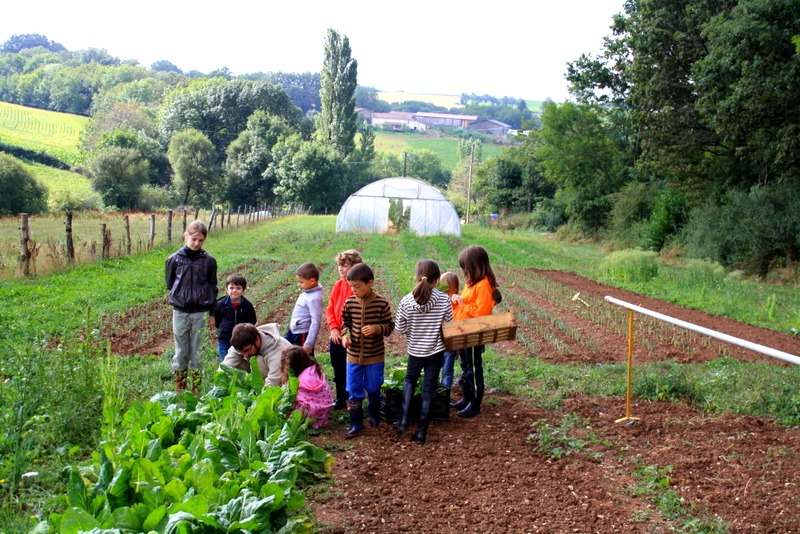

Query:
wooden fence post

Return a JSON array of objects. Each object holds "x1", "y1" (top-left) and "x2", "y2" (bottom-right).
[
  {"x1": 65, "y1": 211, "x2": 75, "y2": 265},
  {"x1": 209, "y1": 208, "x2": 217, "y2": 232},
  {"x1": 100, "y1": 223, "x2": 110, "y2": 260},
  {"x1": 236, "y1": 206, "x2": 241, "y2": 227},
  {"x1": 149, "y1": 213, "x2": 155, "y2": 249},
  {"x1": 193, "y1": 207, "x2": 199, "y2": 221},
  {"x1": 183, "y1": 209, "x2": 187, "y2": 232},
  {"x1": 124, "y1": 214, "x2": 131, "y2": 255},
  {"x1": 167, "y1": 210, "x2": 173, "y2": 242},
  {"x1": 19, "y1": 213, "x2": 31, "y2": 276}
]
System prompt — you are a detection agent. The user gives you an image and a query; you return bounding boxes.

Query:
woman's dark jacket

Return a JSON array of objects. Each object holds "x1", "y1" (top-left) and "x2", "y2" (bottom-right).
[{"x1": 165, "y1": 246, "x2": 218, "y2": 313}]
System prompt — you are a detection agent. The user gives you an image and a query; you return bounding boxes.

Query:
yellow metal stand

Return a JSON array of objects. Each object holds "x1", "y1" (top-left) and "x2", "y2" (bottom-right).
[{"x1": 616, "y1": 310, "x2": 640, "y2": 425}]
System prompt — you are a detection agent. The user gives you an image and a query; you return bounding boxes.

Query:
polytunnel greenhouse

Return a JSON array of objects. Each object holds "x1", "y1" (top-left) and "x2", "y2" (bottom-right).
[{"x1": 335, "y1": 177, "x2": 461, "y2": 236}]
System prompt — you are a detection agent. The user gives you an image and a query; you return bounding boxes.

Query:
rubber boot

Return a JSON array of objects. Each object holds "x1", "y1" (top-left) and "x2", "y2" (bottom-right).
[
  {"x1": 368, "y1": 393, "x2": 381, "y2": 427},
  {"x1": 345, "y1": 402, "x2": 365, "y2": 439},
  {"x1": 334, "y1": 384, "x2": 348, "y2": 410},
  {"x1": 412, "y1": 398, "x2": 432, "y2": 445},
  {"x1": 393, "y1": 382, "x2": 415, "y2": 433},
  {"x1": 175, "y1": 370, "x2": 188, "y2": 392},
  {"x1": 450, "y1": 378, "x2": 471, "y2": 410},
  {"x1": 457, "y1": 386, "x2": 484, "y2": 419},
  {"x1": 190, "y1": 370, "x2": 202, "y2": 396}
]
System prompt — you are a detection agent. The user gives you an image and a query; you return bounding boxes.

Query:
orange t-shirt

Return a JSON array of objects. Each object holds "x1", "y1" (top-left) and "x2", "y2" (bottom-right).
[{"x1": 453, "y1": 277, "x2": 494, "y2": 320}]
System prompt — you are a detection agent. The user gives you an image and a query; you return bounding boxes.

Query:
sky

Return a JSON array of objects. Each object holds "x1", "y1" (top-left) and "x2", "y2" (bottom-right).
[{"x1": 1, "y1": 0, "x2": 625, "y2": 102}]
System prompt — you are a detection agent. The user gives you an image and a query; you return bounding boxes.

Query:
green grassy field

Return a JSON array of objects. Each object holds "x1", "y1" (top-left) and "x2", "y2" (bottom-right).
[
  {"x1": 0, "y1": 101, "x2": 88, "y2": 166},
  {"x1": 373, "y1": 130, "x2": 504, "y2": 171},
  {"x1": 21, "y1": 161, "x2": 96, "y2": 209}
]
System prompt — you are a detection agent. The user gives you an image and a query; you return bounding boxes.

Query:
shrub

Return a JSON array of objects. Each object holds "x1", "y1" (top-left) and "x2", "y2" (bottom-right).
[
  {"x1": 137, "y1": 184, "x2": 174, "y2": 211},
  {"x1": 645, "y1": 187, "x2": 688, "y2": 251},
  {"x1": 608, "y1": 181, "x2": 658, "y2": 244},
  {"x1": 599, "y1": 249, "x2": 659, "y2": 283},
  {"x1": 0, "y1": 152, "x2": 48, "y2": 214}
]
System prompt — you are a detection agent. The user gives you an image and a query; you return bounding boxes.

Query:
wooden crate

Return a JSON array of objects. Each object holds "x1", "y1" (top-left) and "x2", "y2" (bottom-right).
[{"x1": 442, "y1": 311, "x2": 517, "y2": 351}]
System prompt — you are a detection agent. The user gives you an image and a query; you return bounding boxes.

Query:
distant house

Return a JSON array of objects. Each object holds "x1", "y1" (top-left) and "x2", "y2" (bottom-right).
[
  {"x1": 371, "y1": 111, "x2": 427, "y2": 132},
  {"x1": 467, "y1": 119, "x2": 511, "y2": 138},
  {"x1": 414, "y1": 112, "x2": 478, "y2": 129}
]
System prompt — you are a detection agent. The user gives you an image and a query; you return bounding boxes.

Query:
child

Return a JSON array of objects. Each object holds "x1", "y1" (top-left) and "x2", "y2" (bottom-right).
[
  {"x1": 165, "y1": 220, "x2": 218, "y2": 394},
  {"x1": 285, "y1": 263, "x2": 324, "y2": 356},
  {"x1": 439, "y1": 271, "x2": 460, "y2": 390},
  {"x1": 325, "y1": 249, "x2": 363, "y2": 409},
  {"x1": 341, "y1": 263, "x2": 395, "y2": 438},
  {"x1": 225, "y1": 322, "x2": 291, "y2": 386},
  {"x1": 394, "y1": 260, "x2": 453, "y2": 444},
  {"x1": 213, "y1": 274, "x2": 257, "y2": 362},
  {"x1": 449, "y1": 245, "x2": 498, "y2": 418},
  {"x1": 280, "y1": 346, "x2": 333, "y2": 429}
]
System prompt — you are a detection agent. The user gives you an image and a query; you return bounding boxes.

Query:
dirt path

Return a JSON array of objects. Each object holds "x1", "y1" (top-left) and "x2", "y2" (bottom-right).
[{"x1": 306, "y1": 270, "x2": 800, "y2": 533}]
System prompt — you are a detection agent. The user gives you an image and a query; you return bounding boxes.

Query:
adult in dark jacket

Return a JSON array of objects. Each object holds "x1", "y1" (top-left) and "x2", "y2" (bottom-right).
[{"x1": 165, "y1": 220, "x2": 218, "y2": 393}]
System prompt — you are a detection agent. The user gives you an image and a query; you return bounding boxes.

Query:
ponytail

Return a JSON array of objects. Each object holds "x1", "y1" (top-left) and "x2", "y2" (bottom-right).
[{"x1": 411, "y1": 259, "x2": 441, "y2": 305}]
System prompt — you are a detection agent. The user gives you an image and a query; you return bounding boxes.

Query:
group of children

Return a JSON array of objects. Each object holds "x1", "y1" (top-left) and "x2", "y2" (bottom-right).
[{"x1": 165, "y1": 220, "x2": 499, "y2": 443}]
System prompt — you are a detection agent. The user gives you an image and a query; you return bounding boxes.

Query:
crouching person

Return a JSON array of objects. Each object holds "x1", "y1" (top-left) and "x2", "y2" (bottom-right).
[{"x1": 221, "y1": 323, "x2": 291, "y2": 386}]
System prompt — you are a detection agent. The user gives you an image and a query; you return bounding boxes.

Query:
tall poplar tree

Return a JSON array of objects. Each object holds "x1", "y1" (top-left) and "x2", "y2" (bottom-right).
[{"x1": 316, "y1": 29, "x2": 358, "y2": 158}]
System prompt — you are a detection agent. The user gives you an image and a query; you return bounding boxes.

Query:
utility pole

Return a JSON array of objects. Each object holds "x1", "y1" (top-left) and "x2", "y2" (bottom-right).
[
  {"x1": 403, "y1": 151, "x2": 408, "y2": 177},
  {"x1": 466, "y1": 142, "x2": 474, "y2": 224}
]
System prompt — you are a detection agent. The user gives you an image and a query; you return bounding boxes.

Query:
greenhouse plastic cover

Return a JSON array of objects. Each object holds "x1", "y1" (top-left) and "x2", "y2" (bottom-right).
[{"x1": 335, "y1": 177, "x2": 461, "y2": 236}]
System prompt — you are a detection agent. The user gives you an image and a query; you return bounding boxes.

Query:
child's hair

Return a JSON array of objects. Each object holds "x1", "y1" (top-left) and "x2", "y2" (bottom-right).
[
  {"x1": 226, "y1": 273, "x2": 247, "y2": 289},
  {"x1": 492, "y1": 287, "x2": 503, "y2": 305},
  {"x1": 230, "y1": 323, "x2": 258, "y2": 350},
  {"x1": 336, "y1": 249, "x2": 363, "y2": 267},
  {"x1": 280, "y1": 345, "x2": 321, "y2": 383},
  {"x1": 440, "y1": 271, "x2": 460, "y2": 294},
  {"x1": 411, "y1": 259, "x2": 441, "y2": 305},
  {"x1": 185, "y1": 220, "x2": 208, "y2": 237},
  {"x1": 458, "y1": 244, "x2": 497, "y2": 288},
  {"x1": 296, "y1": 262, "x2": 320, "y2": 281},
  {"x1": 346, "y1": 263, "x2": 374, "y2": 283}
]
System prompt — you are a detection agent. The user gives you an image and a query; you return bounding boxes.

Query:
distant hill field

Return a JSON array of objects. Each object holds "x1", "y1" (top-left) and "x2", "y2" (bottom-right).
[
  {"x1": 0, "y1": 101, "x2": 88, "y2": 166},
  {"x1": 377, "y1": 91, "x2": 463, "y2": 108},
  {"x1": 372, "y1": 130, "x2": 504, "y2": 171}
]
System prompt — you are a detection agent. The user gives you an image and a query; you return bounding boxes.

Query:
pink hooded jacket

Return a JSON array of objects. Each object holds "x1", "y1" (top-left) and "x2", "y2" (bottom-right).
[{"x1": 295, "y1": 366, "x2": 334, "y2": 428}]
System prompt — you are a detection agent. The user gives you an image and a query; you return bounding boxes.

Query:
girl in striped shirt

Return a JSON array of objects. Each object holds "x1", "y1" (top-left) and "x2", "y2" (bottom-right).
[{"x1": 394, "y1": 259, "x2": 454, "y2": 444}]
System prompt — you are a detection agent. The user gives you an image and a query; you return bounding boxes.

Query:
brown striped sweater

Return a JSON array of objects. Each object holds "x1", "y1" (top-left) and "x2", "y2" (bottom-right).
[{"x1": 341, "y1": 291, "x2": 394, "y2": 365}]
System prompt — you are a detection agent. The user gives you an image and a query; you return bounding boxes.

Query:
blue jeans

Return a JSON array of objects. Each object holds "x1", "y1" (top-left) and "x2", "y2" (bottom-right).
[
  {"x1": 346, "y1": 361, "x2": 385, "y2": 406},
  {"x1": 217, "y1": 341, "x2": 230, "y2": 362},
  {"x1": 441, "y1": 350, "x2": 456, "y2": 388}
]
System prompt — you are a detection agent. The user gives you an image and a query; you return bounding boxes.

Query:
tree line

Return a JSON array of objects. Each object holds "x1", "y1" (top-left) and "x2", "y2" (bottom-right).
[{"x1": 472, "y1": 0, "x2": 800, "y2": 276}]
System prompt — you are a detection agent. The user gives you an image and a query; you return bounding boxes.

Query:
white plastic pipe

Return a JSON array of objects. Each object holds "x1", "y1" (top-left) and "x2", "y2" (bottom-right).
[{"x1": 604, "y1": 296, "x2": 800, "y2": 366}]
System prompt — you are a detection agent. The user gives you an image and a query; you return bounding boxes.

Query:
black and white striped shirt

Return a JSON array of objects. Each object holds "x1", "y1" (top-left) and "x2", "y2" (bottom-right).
[{"x1": 395, "y1": 288, "x2": 454, "y2": 357}]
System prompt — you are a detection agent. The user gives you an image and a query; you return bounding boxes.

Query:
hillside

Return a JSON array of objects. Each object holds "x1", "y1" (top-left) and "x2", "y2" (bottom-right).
[
  {"x1": 372, "y1": 130, "x2": 505, "y2": 172},
  {"x1": 0, "y1": 101, "x2": 88, "y2": 166}
]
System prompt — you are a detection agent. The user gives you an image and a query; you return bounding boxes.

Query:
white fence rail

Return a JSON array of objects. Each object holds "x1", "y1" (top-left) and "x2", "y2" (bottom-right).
[{"x1": 604, "y1": 296, "x2": 800, "y2": 366}]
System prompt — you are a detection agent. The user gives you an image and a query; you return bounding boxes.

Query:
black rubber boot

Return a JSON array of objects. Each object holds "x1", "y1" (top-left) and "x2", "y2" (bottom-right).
[
  {"x1": 450, "y1": 378, "x2": 470, "y2": 410},
  {"x1": 412, "y1": 398, "x2": 432, "y2": 445},
  {"x1": 334, "y1": 384, "x2": 348, "y2": 410},
  {"x1": 393, "y1": 382, "x2": 415, "y2": 433},
  {"x1": 367, "y1": 393, "x2": 381, "y2": 427},
  {"x1": 457, "y1": 386, "x2": 484, "y2": 419},
  {"x1": 345, "y1": 402, "x2": 365, "y2": 439}
]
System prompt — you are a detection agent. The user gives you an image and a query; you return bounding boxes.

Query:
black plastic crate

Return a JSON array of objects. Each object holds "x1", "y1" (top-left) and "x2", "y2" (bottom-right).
[{"x1": 380, "y1": 386, "x2": 450, "y2": 423}]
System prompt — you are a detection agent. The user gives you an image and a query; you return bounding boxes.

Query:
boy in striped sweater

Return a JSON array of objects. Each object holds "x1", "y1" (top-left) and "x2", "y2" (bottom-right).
[{"x1": 341, "y1": 263, "x2": 395, "y2": 438}]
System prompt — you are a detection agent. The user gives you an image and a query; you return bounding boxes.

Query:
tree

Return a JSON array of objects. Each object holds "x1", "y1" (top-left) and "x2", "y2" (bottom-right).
[
  {"x1": 151, "y1": 60, "x2": 182, "y2": 74},
  {"x1": 89, "y1": 147, "x2": 149, "y2": 209},
  {"x1": 271, "y1": 137, "x2": 350, "y2": 213},
  {"x1": 158, "y1": 78, "x2": 302, "y2": 157},
  {"x1": 316, "y1": 29, "x2": 358, "y2": 158},
  {"x1": 1, "y1": 34, "x2": 65, "y2": 53},
  {"x1": 0, "y1": 153, "x2": 48, "y2": 214},
  {"x1": 535, "y1": 102, "x2": 627, "y2": 232},
  {"x1": 405, "y1": 149, "x2": 449, "y2": 188},
  {"x1": 167, "y1": 129, "x2": 220, "y2": 206},
  {"x1": 224, "y1": 111, "x2": 294, "y2": 206}
]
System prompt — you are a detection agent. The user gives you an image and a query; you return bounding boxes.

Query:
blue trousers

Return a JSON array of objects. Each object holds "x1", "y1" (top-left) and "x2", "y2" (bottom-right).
[{"x1": 346, "y1": 361, "x2": 385, "y2": 406}]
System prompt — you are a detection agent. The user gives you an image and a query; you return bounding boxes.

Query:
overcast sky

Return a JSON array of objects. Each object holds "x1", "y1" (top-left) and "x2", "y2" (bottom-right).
[{"x1": 2, "y1": 0, "x2": 625, "y2": 102}]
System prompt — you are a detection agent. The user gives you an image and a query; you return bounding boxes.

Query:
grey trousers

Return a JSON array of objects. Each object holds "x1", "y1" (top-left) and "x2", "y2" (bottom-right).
[{"x1": 172, "y1": 309, "x2": 207, "y2": 371}]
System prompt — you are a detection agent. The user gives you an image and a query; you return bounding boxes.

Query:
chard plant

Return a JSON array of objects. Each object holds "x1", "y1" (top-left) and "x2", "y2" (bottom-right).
[{"x1": 35, "y1": 366, "x2": 332, "y2": 534}]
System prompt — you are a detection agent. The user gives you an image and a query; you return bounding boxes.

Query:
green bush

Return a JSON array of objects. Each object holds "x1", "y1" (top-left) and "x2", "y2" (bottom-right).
[
  {"x1": 137, "y1": 184, "x2": 174, "y2": 211},
  {"x1": 599, "y1": 249, "x2": 659, "y2": 282},
  {"x1": 608, "y1": 181, "x2": 658, "y2": 244},
  {"x1": 0, "y1": 152, "x2": 48, "y2": 214},
  {"x1": 645, "y1": 187, "x2": 687, "y2": 251}
]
